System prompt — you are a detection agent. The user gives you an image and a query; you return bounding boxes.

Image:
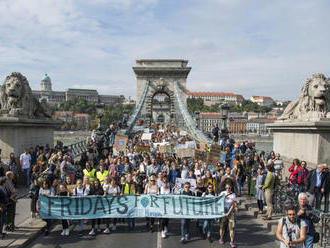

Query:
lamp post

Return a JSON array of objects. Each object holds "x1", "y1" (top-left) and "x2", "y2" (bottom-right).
[
  {"x1": 194, "y1": 111, "x2": 200, "y2": 129},
  {"x1": 220, "y1": 103, "x2": 229, "y2": 137},
  {"x1": 95, "y1": 102, "x2": 105, "y2": 131}
]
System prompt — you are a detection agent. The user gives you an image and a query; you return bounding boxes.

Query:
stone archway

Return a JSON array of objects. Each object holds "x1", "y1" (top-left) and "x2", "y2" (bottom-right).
[{"x1": 145, "y1": 83, "x2": 175, "y2": 125}]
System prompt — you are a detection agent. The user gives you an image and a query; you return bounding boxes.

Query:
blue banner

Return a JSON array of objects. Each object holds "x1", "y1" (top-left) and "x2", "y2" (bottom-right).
[{"x1": 40, "y1": 194, "x2": 225, "y2": 220}]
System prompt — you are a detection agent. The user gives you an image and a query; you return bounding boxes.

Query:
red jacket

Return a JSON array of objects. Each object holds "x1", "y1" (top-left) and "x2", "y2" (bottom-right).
[{"x1": 289, "y1": 166, "x2": 306, "y2": 185}]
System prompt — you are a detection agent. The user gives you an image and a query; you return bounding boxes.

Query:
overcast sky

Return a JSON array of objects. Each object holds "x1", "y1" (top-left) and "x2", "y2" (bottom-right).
[{"x1": 0, "y1": 0, "x2": 329, "y2": 100}]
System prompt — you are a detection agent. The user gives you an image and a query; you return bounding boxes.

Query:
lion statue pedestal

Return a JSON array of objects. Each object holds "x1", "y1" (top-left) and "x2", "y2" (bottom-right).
[
  {"x1": 0, "y1": 72, "x2": 61, "y2": 159},
  {"x1": 268, "y1": 73, "x2": 330, "y2": 167}
]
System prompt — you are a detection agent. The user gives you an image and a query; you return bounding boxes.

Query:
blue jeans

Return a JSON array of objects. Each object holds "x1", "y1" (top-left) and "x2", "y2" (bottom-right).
[
  {"x1": 305, "y1": 234, "x2": 314, "y2": 248},
  {"x1": 237, "y1": 180, "x2": 243, "y2": 195},
  {"x1": 202, "y1": 219, "x2": 212, "y2": 236},
  {"x1": 181, "y1": 219, "x2": 190, "y2": 238},
  {"x1": 23, "y1": 168, "x2": 30, "y2": 186}
]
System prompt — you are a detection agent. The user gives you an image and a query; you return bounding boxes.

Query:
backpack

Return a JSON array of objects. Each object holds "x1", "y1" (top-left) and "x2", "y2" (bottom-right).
[{"x1": 282, "y1": 217, "x2": 301, "y2": 242}]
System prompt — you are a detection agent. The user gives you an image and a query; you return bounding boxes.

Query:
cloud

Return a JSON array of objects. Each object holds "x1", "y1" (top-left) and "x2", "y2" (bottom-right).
[{"x1": 0, "y1": 0, "x2": 329, "y2": 101}]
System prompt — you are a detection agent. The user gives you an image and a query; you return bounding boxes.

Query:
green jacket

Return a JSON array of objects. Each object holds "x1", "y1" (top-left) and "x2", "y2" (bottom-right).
[{"x1": 262, "y1": 172, "x2": 274, "y2": 191}]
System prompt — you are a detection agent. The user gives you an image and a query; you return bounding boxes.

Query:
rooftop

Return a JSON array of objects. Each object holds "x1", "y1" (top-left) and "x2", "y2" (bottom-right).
[
  {"x1": 251, "y1": 96, "x2": 274, "y2": 101},
  {"x1": 186, "y1": 90, "x2": 244, "y2": 99}
]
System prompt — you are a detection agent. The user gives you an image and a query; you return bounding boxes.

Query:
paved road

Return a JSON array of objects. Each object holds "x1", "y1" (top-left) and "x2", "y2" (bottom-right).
[
  {"x1": 26, "y1": 205, "x2": 279, "y2": 248},
  {"x1": 15, "y1": 186, "x2": 31, "y2": 225}
]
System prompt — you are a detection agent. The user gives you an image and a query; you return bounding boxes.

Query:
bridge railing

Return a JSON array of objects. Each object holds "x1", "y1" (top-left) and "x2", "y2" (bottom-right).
[{"x1": 67, "y1": 140, "x2": 87, "y2": 157}]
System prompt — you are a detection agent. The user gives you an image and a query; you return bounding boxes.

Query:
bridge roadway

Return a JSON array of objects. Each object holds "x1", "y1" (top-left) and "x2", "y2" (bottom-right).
[{"x1": 26, "y1": 202, "x2": 279, "y2": 248}]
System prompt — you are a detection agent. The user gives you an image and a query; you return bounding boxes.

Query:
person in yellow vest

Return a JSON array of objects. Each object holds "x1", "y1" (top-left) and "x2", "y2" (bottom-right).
[
  {"x1": 96, "y1": 163, "x2": 109, "y2": 185},
  {"x1": 83, "y1": 161, "x2": 96, "y2": 183},
  {"x1": 123, "y1": 173, "x2": 136, "y2": 231}
]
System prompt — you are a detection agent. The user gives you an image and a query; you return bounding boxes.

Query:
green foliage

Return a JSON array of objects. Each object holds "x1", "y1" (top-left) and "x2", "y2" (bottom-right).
[
  {"x1": 229, "y1": 100, "x2": 272, "y2": 113},
  {"x1": 100, "y1": 103, "x2": 135, "y2": 129},
  {"x1": 187, "y1": 98, "x2": 220, "y2": 114},
  {"x1": 59, "y1": 98, "x2": 96, "y2": 116},
  {"x1": 187, "y1": 98, "x2": 272, "y2": 114}
]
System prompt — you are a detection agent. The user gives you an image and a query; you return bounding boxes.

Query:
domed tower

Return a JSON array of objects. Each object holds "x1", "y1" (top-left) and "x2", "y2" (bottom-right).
[{"x1": 40, "y1": 74, "x2": 52, "y2": 91}]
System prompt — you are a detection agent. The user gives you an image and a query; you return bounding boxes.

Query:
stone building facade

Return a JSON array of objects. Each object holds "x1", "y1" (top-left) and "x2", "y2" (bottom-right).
[
  {"x1": 186, "y1": 91, "x2": 244, "y2": 106},
  {"x1": 32, "y1": 74, "x2": 125, "y2": 105}
]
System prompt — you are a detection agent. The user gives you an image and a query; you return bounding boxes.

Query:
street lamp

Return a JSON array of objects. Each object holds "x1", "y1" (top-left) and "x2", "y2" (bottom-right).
[
  {"x1": 194, "y1": 111, "x2": 200, "y2": 129},
  {"x1": 95, "y1": 102, "x2": 105, "y2": 130},
  {"x1": 220, "y1": 103, "x2": 229, "y2": 137}
]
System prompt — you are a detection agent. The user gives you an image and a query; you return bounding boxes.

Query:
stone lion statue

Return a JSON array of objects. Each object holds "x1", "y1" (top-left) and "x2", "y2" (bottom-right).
[
  {"x1": 279, "y1": 73, "x2": 330, "y2": 121},
  {"x1": 0, "y1": 72, "x2": 50, "y2": 118}
]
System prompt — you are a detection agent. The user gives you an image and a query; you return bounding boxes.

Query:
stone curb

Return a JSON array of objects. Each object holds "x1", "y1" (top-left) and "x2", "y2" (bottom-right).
[{"x1": 4, "y1": 218, "x2": 46, "y2": 248}]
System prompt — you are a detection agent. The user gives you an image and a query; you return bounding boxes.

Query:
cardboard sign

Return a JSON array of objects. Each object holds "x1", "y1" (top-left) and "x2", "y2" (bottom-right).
[
  {"x1": 159, "y1": 145, "x2": 172, "y2": 154},
  {"x1": 185, "y1": 141, "x2": 196, "y2": 149},
  {"x1": 113, "y1": 135, "x2": 128, "y2": 153},
  {"x1": 141, "y1": 133, "x2": 152, "y2": 140},
  {"x1": 136, "y1": 145, "x2": 151, "y2": 152},
  {"x1": 207, "y1": 143, "x2": 222, "y2": 164},
  {"x1": 173, "y1": 178, "x2": 197, "y2": 194},
  {"x1": 176, "y1": 148, "x2": 195, "y2": 158},
  {"x1": 199, "y1": 141, "x2": 207, "y2": 151},
  {"x1": 180, "y1": 130, "x2": 187, "y2": 136}
]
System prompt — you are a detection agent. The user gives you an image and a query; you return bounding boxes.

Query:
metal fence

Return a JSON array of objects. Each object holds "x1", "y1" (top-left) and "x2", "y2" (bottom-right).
[{"x1": 67, "y1": 140, "x2": 87, "y2": 157}]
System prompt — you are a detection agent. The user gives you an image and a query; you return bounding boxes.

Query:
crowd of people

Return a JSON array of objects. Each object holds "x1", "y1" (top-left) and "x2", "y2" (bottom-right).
[{"x1": 0, "y1": 123, "x2": 329, "y2": 248}]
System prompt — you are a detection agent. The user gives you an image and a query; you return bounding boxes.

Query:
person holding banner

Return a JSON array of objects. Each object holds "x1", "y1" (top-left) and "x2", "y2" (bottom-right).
[
  {"x1": 57, "y1": 184, "x2": 70, "y2": 236},
  {"x1": 219, "y1": 183, "x2": 238, "y2": 248},
  {"x1": 180, "y1": 181, "x2": 194, "y2": 243},
  {"x1": 123, "y1": 173, "x2": 136, "y2": 231},
  {"x1": 38, "y1": 179, "x2": 54, "y2": 236},
  {"x1": 144, "y1": 174, "x2": 159, "y2": 232},
  {"x1": 89, "y1": 179, "x2": 104, "y2": 236},
  {"x1": 159, "y1": 176, "x2": 171, "y2": 238},
  {"x1": 103, "y1": 177, "x2": 120, "y2": 232},
  {"x1": 72, "y1": 179, "x2": 89, "y2": 236},
  {"x1": 202, "y1": 184, "x2": 216, "y2": 243}
]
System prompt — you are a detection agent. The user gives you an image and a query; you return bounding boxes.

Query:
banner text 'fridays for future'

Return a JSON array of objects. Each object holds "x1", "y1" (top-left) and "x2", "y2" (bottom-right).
[{"x1": 40, "y1": 194, "x2": 225, "y2": 220}]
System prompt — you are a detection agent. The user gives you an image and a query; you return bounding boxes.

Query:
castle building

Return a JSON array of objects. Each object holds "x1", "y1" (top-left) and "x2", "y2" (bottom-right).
[{"x1": 32, "y1": 74, "x2": 125, "y2": 105}]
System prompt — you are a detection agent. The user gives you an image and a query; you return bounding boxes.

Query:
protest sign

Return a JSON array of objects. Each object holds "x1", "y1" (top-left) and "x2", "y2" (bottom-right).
[
  {"x1": 136, "y1": 145, "x2": 150, "y2": 152},
  {"x1": 207, "y1": 144, "x2": 221, "y2": 164},
  {"x1": 113, "y1": 135, "x2": 128, "y2": 153},
  {"x1": 179, "y1": 130, "x2": 187, "y2": 136},
  {"x1": 185, "y1": 141, "x2": 196, "y2": 149},
  {"x1": 173, "y1": 178, "x2": 196, "y2": 194},
  {"x1": 141, "y1": 133, "x2": 152, "y2": 140},
  {"x1": 39, "y1": 194, "x2": 225, "y2": 220},
  {"x1": 176, "y1": 148, "x2": 195, "y2": 158},
  {"x1": 199, "y1": 141, "x2": 206, "y2": 151},
  {"x1": 159, "y1": 145, "x2": 172, "y2": 154}
]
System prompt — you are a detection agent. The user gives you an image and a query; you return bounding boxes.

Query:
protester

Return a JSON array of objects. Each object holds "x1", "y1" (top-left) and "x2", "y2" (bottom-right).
[
  {"x1": 159, "y1": 176, "x2": 171, "y2": 238},
  {"x1": 180, "y1": 181, "x2": 193, "y2": 243},
  {"x1": 20, "y1": 148, "x2": 32, "y2": 186},
  {"x1": 305, "y1": 164, "x2": 327, "y2": 210},
  {"x1": 296, "y1": 193, "x2": 319, "y2": 248},
  {"x1": 57, "y1": 184, "x2": 70, "y2": 236},
  {"x1": 262, "y1": 165, "x2": 275, "y2": 221},
  {"x1": 276, "y1": 205, "x2": 307, "y2": 248},
  {"x1": 38, "y1": 179, "x2": 54, "y2": 236},
  {"x1": 0, "y1": 177, "x2": 9, "y2": 239},
  {"x1": 72, "y1": 179, "x2": 89, "y2": 235},
  {"x1": 5, "y1": 171, "x2": 17, "y2": 231},
  {"x1": 89, "y1": 179, "x2": 104, "y2": 235},
  {"x1": 219, "y1": 183, "x2": 238, "y2": 248},
  {"x1": 255, "y1": 167, "x2": 266, "y2": 214},
  {"x1": 321, "y1": 166, "x2": 329, "y2": 213},
  {"x1": 202, "y1": 184, "x2": 215, "y2": 243}
]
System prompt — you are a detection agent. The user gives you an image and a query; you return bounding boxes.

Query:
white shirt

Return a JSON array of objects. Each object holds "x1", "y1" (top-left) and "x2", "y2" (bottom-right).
[
  {"x1": 20, "y1": 153, "x2": 31, "y2": 169},
  {"x1": 219, "y1": 191, "x2": 236, "y2": 211},
  {"x1": 104, "y1": 185, "x2": 120, "y2": 195},
  {"x1": 73, "y1": 187, "x2": 89, "y2": 196},
  {"x1": 279, "y1": 217, "x2": 307, "y2": 248}
]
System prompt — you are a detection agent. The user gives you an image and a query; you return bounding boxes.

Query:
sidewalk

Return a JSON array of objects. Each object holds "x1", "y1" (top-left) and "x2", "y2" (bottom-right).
[{"x1": 2, "y1": 187, "x2": 46, "y2": 248}]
